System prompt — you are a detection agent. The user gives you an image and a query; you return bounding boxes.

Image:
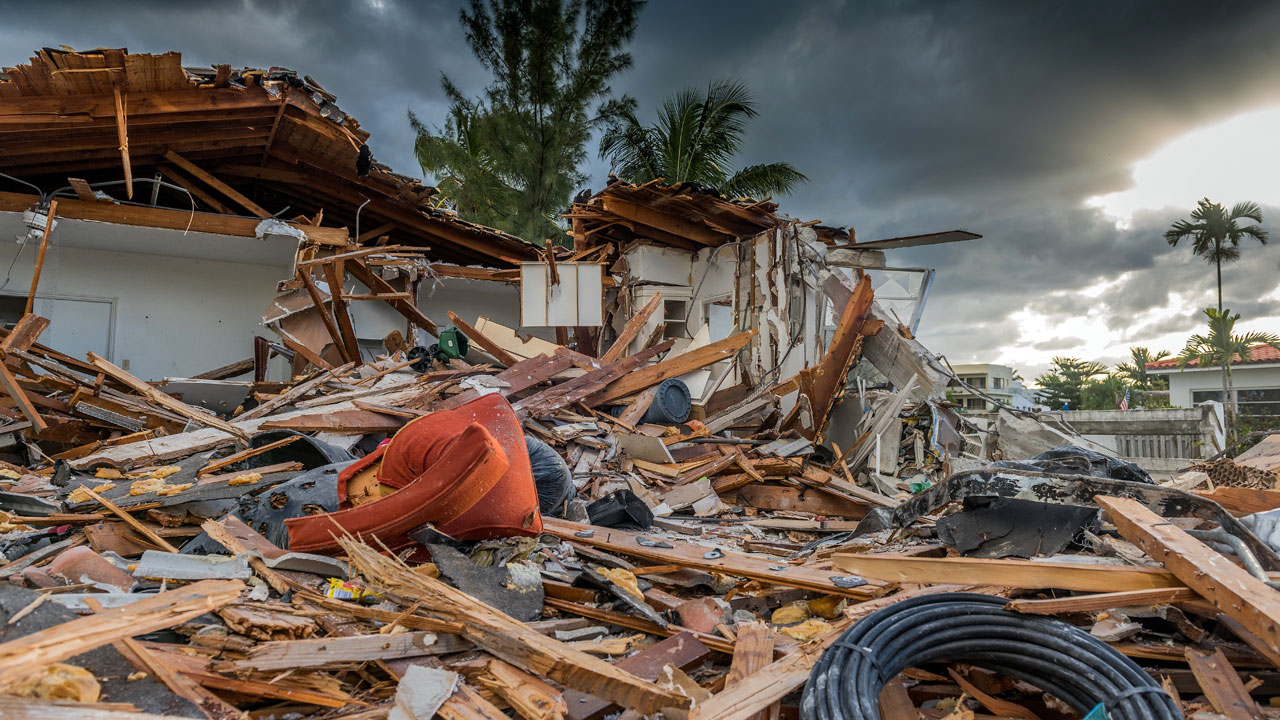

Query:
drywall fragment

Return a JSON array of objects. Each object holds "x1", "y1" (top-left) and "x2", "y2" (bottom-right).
[{"x1": 389, "y1": 665, "x2": 458, "y2": 720}]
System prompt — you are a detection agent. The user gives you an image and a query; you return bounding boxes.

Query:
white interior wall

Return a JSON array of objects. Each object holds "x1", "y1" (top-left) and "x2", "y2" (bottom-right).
[{"x1": 0, "y1": 237, "x2": 290, "y2": 381}]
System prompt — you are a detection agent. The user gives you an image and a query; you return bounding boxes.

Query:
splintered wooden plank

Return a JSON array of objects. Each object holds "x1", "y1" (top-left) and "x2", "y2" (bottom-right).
[
  {"x1": 259, "y1": 408, "x2": 405, "y2": 433},
  {"x1": 296, "y1": 268, "x2": 352, "y2": 364},
  {"x1": 79, "y1": 486, "x2": 179, "y2": 553},
  {"x1": 0, "y1": 579, "x2": 244, "y2": 687},
  {"x1": 87, "y1": 352, "x2": 251, "y2": 442},
  {"x1": 564, "y1": 631, "x2": 711, "y2": 720},
  {"x1": 1196, "y1": 486, "x2": 1280, "y2": 516},
  {"x1": 235, "y1": 362, "x2": 356, "y2": 422},
  {"x1": 725, "y1": 623, "x2": 775, "y2": 699},
  {"x1": 543, "y1": 518, "x2": 884, "y2": 599},
  {"x1": 436, "y1": 353, "x2": 573, "y2": 411},
  {"x1": 0, "y1": 191, "x2": 347, "y2": 245},
  {"x1": 516, "y1": 339, "x2": 674, "y2": 416},
  {"x1": 24, "y1": 198, "x2": 57, "y2": 316},
  {"x1": 113, "y1": 86, "x2": 132, "y2": 198},
  {"x1": 1006, "y1": 587, "x2": 1198, "y2": 615},
  {"x1": 1096, "y1": 495, "x2": 1280, "y2": 660},
  {"x1": 0, "y1": 361, "x2": 46, "y2": 431},
  {"x1": 832, "y1": 553, "x2": 1183, "y2": 593},
  {"x1": 0, "y1": 697, "x2": 200, "y2": 720},
  {"x1": 589, "y1": 330, "x2": 757, "y2": 405},
  {"x1": 228, "y1": 631, "x2": 453, "y2": 671},
  {"x1": 322, "y1": 260, "x2": 362, "y2": 363},
  {"x1": 600, "y1": 291, "x2": 663, "y2": 363},
  {"x1": 341, "y1": 538, "x2": 690, "y2": 715},
  {"x1": 1185, "y1": 647, "x2": 1258, "y2": 719},
  {"x1": 0, "y1": 314, "x2": 50, "y2": 354},
  {"x1": 803, "y1": 273, "x2": 873, "y2": 439}
]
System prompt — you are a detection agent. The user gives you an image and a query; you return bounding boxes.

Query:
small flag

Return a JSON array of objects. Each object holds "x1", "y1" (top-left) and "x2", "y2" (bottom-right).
[{"x1": 1120, "y1": 386, "x2": 1130, "y2": 411}]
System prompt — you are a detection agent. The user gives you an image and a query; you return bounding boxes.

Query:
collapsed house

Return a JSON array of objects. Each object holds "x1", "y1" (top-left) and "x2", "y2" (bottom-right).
[{"x1": 0, "y1": 47, "x2": 1276, "y2": 720}]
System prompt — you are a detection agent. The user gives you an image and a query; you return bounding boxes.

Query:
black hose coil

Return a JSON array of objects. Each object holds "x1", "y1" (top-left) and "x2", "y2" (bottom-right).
[{"x1": 801, "y1": 593, "x2": 1182, "y2": 720}]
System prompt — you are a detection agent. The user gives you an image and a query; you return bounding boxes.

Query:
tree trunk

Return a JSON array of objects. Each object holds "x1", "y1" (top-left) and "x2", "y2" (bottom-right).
[
  {"x1": 1216, "y1": 256, "x2": 1223, "y2": 312},
  {"x1": 1223, "y1": 358, "x2": 1233, "y2": 425},
  {"x1": 1222, "y1": 359, "x2": 1234, "y2": 440}
]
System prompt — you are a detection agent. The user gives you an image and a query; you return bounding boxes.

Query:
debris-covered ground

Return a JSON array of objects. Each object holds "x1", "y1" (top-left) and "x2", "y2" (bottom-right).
[{"x1": 0, "y1": 292, "x2": 1277, "y2": 720}]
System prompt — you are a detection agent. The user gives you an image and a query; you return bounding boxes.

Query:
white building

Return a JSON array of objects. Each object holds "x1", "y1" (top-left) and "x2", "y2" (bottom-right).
[{"x1": 1146, "y1": 345, "x2": 1280, "y2": 418}]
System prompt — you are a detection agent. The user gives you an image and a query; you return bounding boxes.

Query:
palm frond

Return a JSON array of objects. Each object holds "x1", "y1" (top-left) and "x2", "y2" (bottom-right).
[
  {"x1": 1229, "y1": 200, "x2": 1265, "y2": 224},
  {"x1": 724, "y1": 162, "x2": 808, "y2": 199}
]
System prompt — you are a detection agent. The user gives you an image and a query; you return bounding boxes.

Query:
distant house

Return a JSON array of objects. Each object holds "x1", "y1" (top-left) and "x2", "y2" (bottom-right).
[
  {"x1": 1009, "y1": 380, "x2": 1044, "y2": 411},
  {"x1": 947, "y1": 363, "x2": 1015, "y2": 411},
  {"x1": 1147, "y1": 344, "x2": 1280, "y2": 417}
]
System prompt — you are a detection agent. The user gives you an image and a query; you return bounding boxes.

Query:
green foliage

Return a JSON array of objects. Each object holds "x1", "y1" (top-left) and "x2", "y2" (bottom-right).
[
  {"x1": 1115, "y1": 346, "x2": 1170, "y2": 391},
  {"x1": 411, "y1": 0, "x2": 643, "y2": 243},
  {"x1": 1176, "y1": 308, "x2": 1280, "y2": 372},
  {"x1": 1164, "y1": 198, "x2": 1268, "y2": 310},
  {"x1": 1080, "y1": 374, "x2": 1127, "y2": 410},
  {"x1": 598, "y1": 79, "x2": 808, "y2": 198},
  {"x1": 1034, "y1": 356, "x2": 1108, "y2": 411}
]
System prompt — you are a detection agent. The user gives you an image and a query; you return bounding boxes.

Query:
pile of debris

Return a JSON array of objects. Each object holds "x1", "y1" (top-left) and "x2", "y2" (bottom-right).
[
  {"x1": 0, "y1": 279, "x2": 1275, "y2": 720},
  {"x1": 0, "y1": 46, "x2": 1278, "y2": 720}
]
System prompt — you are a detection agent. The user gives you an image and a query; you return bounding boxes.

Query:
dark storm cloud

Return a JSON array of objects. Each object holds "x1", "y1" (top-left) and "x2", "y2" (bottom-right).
[{"x1": 2, "y1": 0, "x2": 1279, "y2": 372}]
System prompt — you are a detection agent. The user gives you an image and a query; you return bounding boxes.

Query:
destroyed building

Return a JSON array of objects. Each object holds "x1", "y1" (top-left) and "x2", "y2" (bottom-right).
[{"x1": 0, "y1": 47, "x2": 1275, "y2": 720}]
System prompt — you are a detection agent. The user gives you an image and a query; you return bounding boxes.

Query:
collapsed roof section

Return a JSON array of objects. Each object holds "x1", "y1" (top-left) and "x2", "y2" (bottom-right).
[
  {"x1": 566, "y1": 177, "x2": 851, "y2": 251},
  {"x1": 0, "y1": 48, "x2": 536, "y2": 266}
]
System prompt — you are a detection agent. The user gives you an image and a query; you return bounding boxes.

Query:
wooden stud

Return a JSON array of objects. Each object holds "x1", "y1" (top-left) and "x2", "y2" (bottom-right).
[
  {"x1": 113, "y1": 85, "x2": 132, "y2": 199},
  {"x1": 590, "y1": 330, "x2": 756, "y2": 405},
  {"x1": 321, "y1": 260, "x2": 362, "y2": 363},
  {"x1": 24, "y1": 198, "x2": 56, "y2": 317},
  {"x1": 346, "y1": 259, "x2": 439, "y2": 337},
  {"x1": 1005, "y1": 587, "x2": 1198, "y2": 615}
]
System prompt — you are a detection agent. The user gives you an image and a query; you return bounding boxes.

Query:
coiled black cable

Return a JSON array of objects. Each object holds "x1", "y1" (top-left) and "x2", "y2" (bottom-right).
[{"x1": 801, "y1": 593, "x2": 1182, "y2": 720}]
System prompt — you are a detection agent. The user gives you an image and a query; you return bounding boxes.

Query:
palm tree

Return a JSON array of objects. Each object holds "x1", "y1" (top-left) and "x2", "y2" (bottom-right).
[
  {"x1": 409, "y1": 105, "x2": 515, "y2": 232},
  {"x1": 598, "y1": 80, "x2": 807, "y2": 198},
  {"x1": 1176, "y1": 307, "x2": 1280, "y2": 437},
  {"x1": 1164, "y1": 199, "x2": 1268, "y2": 312},
  {"x1": 1115, "y1": 346, "x2": 1170, "y2": 390}
]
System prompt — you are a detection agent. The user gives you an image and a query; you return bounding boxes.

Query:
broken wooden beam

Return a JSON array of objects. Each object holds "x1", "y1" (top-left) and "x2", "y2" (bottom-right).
[
  {"x1": 0, "y1": 579, "x2": 244, "y2": 687},
  {"x1": 589, "y1": 330, "x2": 757, "y2": 405},
  {"x1": 544, "y1": 518, "x2": 884, "y2": 599},
  {"x1": 1096, "y1": 494, "x2": 1280, "y2": 660},
  {"x1": 86, "y1": 352, "x2": 251, "y2": 442},
  {"x1": 832, "y1": 553, "x2": 1184, "y2": 592}
]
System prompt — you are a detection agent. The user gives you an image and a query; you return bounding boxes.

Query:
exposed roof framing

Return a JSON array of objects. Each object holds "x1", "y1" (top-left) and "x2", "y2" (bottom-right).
[{"x1": 0, "y1": 47, "x2": 536, "y2": 266}]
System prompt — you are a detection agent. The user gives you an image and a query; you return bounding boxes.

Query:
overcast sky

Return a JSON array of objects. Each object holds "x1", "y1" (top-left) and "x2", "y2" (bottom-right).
[{"x1": 3, "y1": 0, "x2": 1279, "y2": 381}]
